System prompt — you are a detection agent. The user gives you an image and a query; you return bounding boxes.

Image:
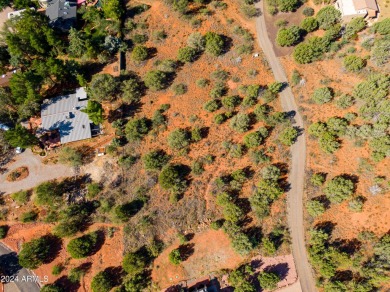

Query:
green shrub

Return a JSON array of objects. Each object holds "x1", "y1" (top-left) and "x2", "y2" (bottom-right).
[
  {"x1": 114, "y1": 200, "x2": 143, "y2": 222},
  {"x1": 268, "y1": 81, "x2": 283, "y2": 94},
  {"x1": 348, "y1": 196, "x2": 364, "y2": 212},
  {"x1": 324, "y1": 176, "x2": 354, "y2": 203},
  {"x1": 279, "y1": 126, "x2": 298, "y2": 146},
  {"x1": 187, "y1": 32, "x2": 205, "y2": 51},
  {"x1": 35, "y1": 181, "x2": 62, "y2": 207},
  {"x1": 0, "y1": 225, "x2": 8, "y2": 239},
  {"x1": 301, "y1": 17, "x2": 318, "y2": 32},
  {"x1": 21, "y1": 210, "x2": 38, "y2": 223},
  {"x1": 131, "y1": 46, "x2": 148, "y2": 61},
  {"x1": 18, "y1": 235, "x2": 55, "y2": 269},
  {"x1": 293, "y1": 36, "x2": 329, "y2": 64},
  {"x1": 241, "y1": 4, "x2": 258, "y2": 18},
  {"x1": 172, "y1": 83, "x2": 187, "y2": 95},
  {"x1": 371, "y1": 18, "x2": 390, "y2": 35},
  {"x1": 307, "y1": 200, "x2": 325, "y2": 217},
  {"x1": 169, "y1": 248, "x2": 182, "y2": 265},
  {"x1": 196, "y1": 78, "x2": 209, "y2": 88},
  {"x1": 262, "y1": 237, "x2": 276, "y2": 255},
  {"x1": 276, "y1": 26, "x2": 302, "y2": 46},
  {"x1": 344, "y1": 17, "x2": 366, "y2": 39},
  {"x1": 203, "y1": 100, "x2": 220, "y2": 112},
  {"x1": 11, "y1": 190, "x2": 30, "y2": 204},
  {"x1": 244, "y1": 130, "x2": 267, "y2": 148},
  {"x1": 177, "y1": 46, "x2": 197, "y2": 63},
  {"x1": 143, "y1": 150, "x2": 169, "y2": 170},
  {"x1": 167, "y1": 129, "x2": 190, "y2": 149},
  {"x1": 88, "y1": 74, "x2": 117, "y2": 102},
  {"x1": 191, "y1": 160, "x2": 204, "y2": 175},
  {"x1": 132, "y1": 34, "x2": 148, "y2": 44},
  {"x1": 204, "y1": 32, "x2": 225, "y2": 56},
  {"x1": 222, "y1": 95, "x2": 241, "y2": 110},
  {"x1": 371, "y1": 38, "x2": 390, "y2": 66},
  {"x1": 157, "y1": 59, "x2": 177, "y2": 73},
  {"x1": 249, "y1": 149, "x2": 271, "y2": 165},
  {"x1": 209, "y1": 83, "x2": 226, "y2": 98},
  {"x1": 144, "y1": 70, "x2": 168, "y2": 91},
  {"x1": 343, "y1": 55, "x2": 365, "y2": 72},
  {"x1": 230, "y1": 113, "x2": 250, "y2": 133},
  {"x1": 210, "y1": 220, "x2": 223, "y2": 230},
  {"x1": 125, "y1": 117, "x2": 149, "y2": 141},
  {"x1": 336, "y1": 94, "x2": 354, "y2": 109},
  {"x1": 312, "y1": 87, "x2": 333, "y2": 104},
  {"x1": 311, "y1": 173, "x2": 326, "y2": 186},
  {"x1": 303, "y1": 7, "x2": 314, "y2": 16},
  {"x1": 316, "y1": 6, "x2": 341, "y2": 30},
  {"x1": 211, "y1": 69, "x2": 230, "y2": 81},
  {"x1": 191, "y1": 127, "x2": 202, "y2": 142},
  {"x1": 67, "y1": 232, "x2": 98, "y2": 259},
  {"x1": 214, "y1": 113, "x2": 227, "y2": 124},
  {"x1": 87, "y1": 183, "x2": 102, "y2": 199},
  {"x1": 120, "y1": 77, "x2": 143, "y2": 104},
  {"x1": 159, "y1": 164, "x2": 187, "y2": 194},
  {"x1": 91, "y1": 270, "x2": 114, "y2": 292},
  {"x1": 52, "y1": 264, "x2": 64, "y2": 275},
  {"x1": 258, "y1": 271, "x2": 280, "y2": 290},
  {"x1": 122, "y1": 251, "x2": 146, "y2": 276},
  {"x1": 261, "y1": 165, "x2": 281, "y2": 181}
]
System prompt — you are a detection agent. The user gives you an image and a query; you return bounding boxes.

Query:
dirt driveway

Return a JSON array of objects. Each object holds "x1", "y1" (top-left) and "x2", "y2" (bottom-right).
[{"x1": 0, "y1": 149, "x2": 74, "y2": 195}]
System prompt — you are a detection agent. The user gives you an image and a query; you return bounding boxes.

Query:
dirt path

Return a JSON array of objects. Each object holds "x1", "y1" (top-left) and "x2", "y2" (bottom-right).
[
  {"x1": 254, "y1": 2, "x2": 316, "y2": 292},
  {"x1": 0, "y1": 149, "x2": 74, "y2": 195}
]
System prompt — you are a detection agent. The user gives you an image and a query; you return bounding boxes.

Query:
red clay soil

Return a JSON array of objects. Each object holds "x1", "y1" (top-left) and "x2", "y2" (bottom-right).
[
  {"x1": 0, "y1": 223, "x2": 124, "y2": 291},
  {"x1": 280, "y1": 46, "x2": 390, "y2": 241},
  {"x1": 152, "y1": 229, "x2": 244, "y2": 290}
]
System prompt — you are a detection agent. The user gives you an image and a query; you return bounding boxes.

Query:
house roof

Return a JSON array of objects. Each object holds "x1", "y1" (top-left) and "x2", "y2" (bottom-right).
[
  {"x1": 353, "y1": 0, "x2": 378, "y2": 10},
  {"x1": 45, "y1": 0, "x2": 77, "y2": 31},
  {"x1": 41, "y1": 87, "x2": 93, "y2": 144}
]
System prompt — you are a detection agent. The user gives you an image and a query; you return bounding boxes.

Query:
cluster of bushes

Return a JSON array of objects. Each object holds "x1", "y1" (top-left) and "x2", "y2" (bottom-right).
[
  {"x1": 291, "y1": 6, "x2": 342, "y2": 64},
  {"x1": 167, "y1": 127, "x2": 202, "y2": 150},
  {"x1": 309, "y1": 116, "x2": 348, "y2": 153},
  {"x1": 159, "y1": 164, "x2": 188, "y2": 201},
  {"x1": 308, "y1": 226, "x2": 389, "y2": 290},
  {"x1": 266, "y1": 0, "x2": 301, "y2": 15},
  {"x1": 228, "y1": 264, "x2": 281, "y2": 291},
  {"x1": 250, "y1": 165, "x2": 283, "y2": 219},
  {"x1": 18, "y1": 235, "x2": 58, "y2": 269}
]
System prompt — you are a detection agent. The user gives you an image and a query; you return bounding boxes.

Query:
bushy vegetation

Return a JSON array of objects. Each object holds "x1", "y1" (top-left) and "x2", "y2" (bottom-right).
[
  {"x1": 312, "y1": 87, "x2": 333, "y2": 104},
  {"x1": 276, "y1": 26, "x2": 302, "y2": 46},
  {"x1": 67, "y1": 232, "x2": 99, "y2": 259},
  {"x1": 159, "y1": 164, "x2": 187, "y2": 195},
  {"x1": 343, "y1": 55, "x2": 365, "y2": 72},
  {"x1": 18, "y1": 235, "x2": 56, "y2": 269},
  {"x1": 324, "y1": 176, "x2": 354, "y2": 203},
  {"x1": 316, "y1": 6, "x2": 341, "y2": 30},
  {"x1": 301, "y1": 17, "x2": 318, "y2": 32},
  {"x1": 279, "y1": 126, "x2": 298, "y2": 146},
  {"x1": 144, "y1": 70, "x2": 169, "y2": 91},
  {"x1": 91, "y1": 270, "x2": 115, "y2": 292},
  {"x1": 167, "y1": 129, "x2": 190, "y2": 149}
]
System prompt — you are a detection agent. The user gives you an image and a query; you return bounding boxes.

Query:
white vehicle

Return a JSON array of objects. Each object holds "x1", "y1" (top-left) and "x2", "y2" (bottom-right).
[{"x1": 15, "y1": 147, "x2": 22, "y2": 154}]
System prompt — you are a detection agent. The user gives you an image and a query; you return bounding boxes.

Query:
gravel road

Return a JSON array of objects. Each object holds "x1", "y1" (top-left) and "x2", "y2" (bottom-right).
[{"x1": 254, "y1": 2, "x2": 317, "y2": 291}]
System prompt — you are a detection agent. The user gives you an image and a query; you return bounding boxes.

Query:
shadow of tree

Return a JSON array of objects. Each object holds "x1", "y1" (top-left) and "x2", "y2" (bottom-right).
[{"x1": 179, "y1": 243, "x2": 195, "y2": 261}]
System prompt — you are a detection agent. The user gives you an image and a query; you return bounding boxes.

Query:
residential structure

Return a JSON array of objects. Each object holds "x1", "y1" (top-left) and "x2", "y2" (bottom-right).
[
  {"x1": 45, "y1": 0, "x2": 77, "y2": 31},
  {"x1": 40, "y1": 88, "x2": 98, "y2": 147},
  {"x1": 335, "y1": 0, "x2": 379, "y2": 21}
]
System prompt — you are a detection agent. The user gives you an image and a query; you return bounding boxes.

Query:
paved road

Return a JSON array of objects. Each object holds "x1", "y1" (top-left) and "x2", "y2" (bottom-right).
[
  {"x1": 0, "y1": 243, "x2": 40, "y2": 292},
  {"x1": 254, "y1": 2, "x2": 317, "y2": 292},
  {"x1": 0, "y1": 149, "x2": 73, "y2": 195}
]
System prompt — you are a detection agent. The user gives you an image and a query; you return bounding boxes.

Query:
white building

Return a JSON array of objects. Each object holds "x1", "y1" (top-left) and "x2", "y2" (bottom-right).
[{"x1": 335, "y1": 0, "x2": 379, "y2": 21}]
